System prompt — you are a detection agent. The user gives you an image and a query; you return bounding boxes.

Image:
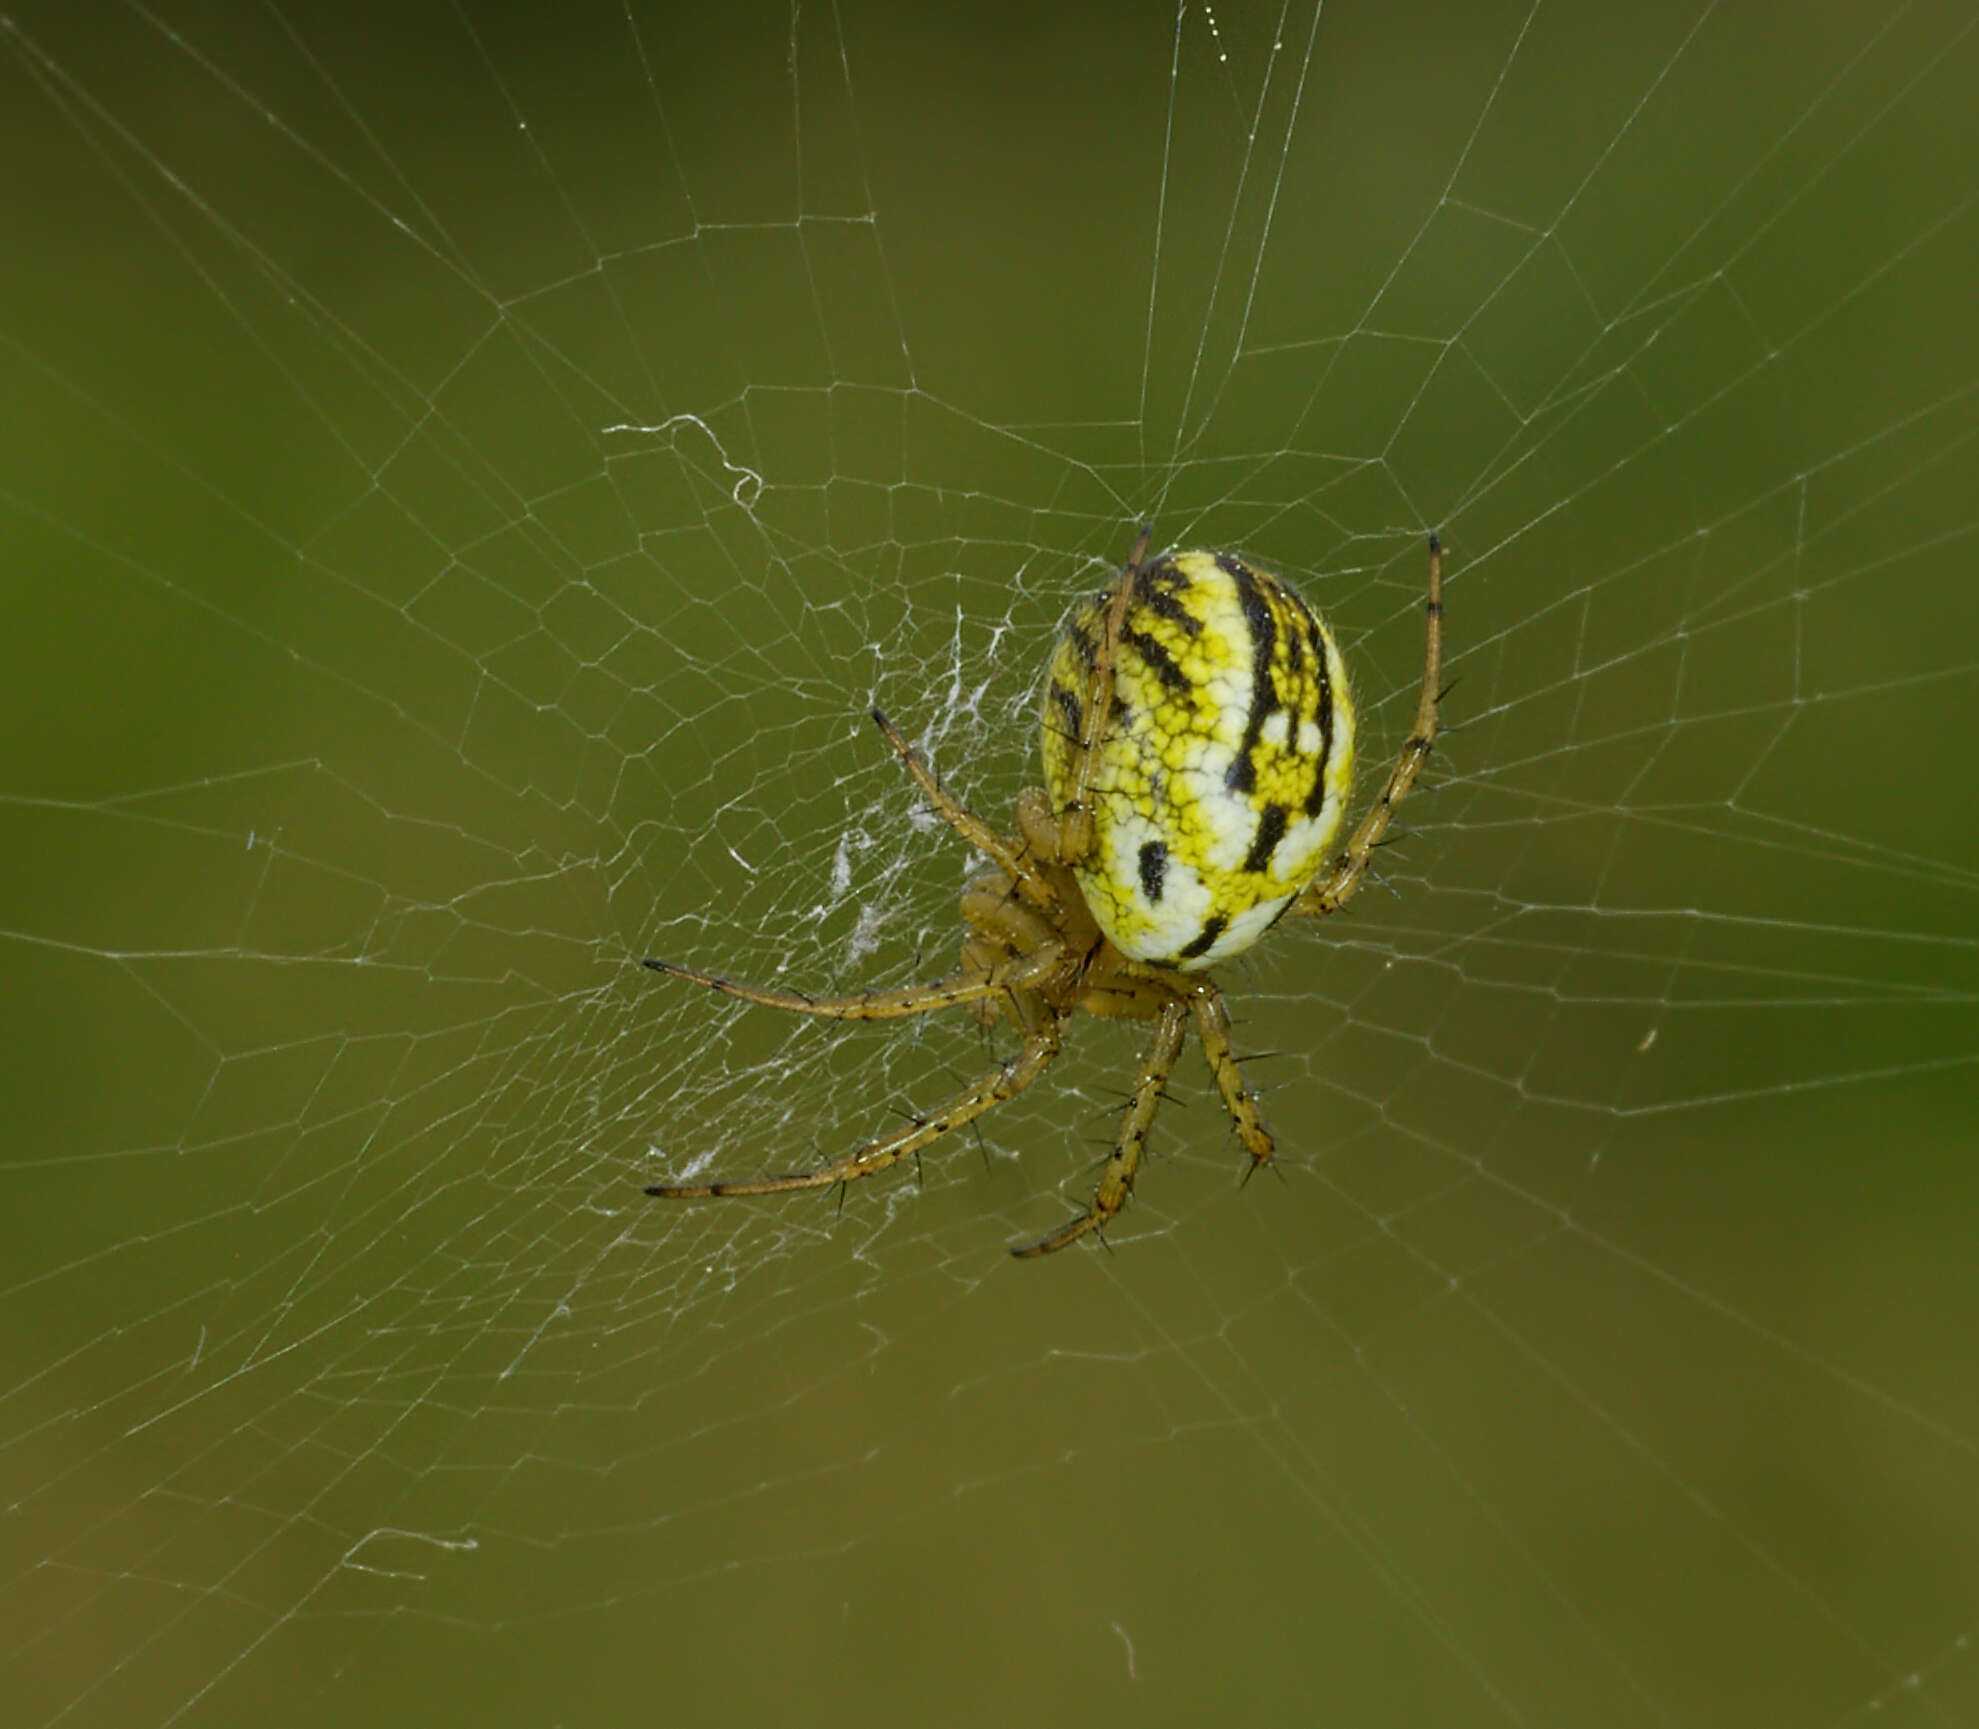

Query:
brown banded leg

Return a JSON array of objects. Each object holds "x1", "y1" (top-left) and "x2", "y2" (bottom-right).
[
  {"x1": 1010, "y1": 994, "x2": 1189, "y2": 1257},
  {"x1": 648, "y1": 1008, "x2": 1062, "y2": 1198},
  {"x1": 1298, "y1": 532, "x2": 1444, "y2": 919},
  {"x1": 645, "y1": 941, "x2": 1068, "y2": 1020},
  {"x1": 1187, "y1": 983, "x2": 1274, "y2": 1172},
  {"x1": 1056, "y1": 523, "x2": 1152, "y2": 866},
  {"x1": 642, "y1": 956, "x2": 1009, "y2": 1020}
]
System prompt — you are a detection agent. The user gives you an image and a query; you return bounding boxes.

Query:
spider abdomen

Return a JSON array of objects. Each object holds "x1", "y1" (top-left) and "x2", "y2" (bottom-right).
[{"x1": 1041, "y1": 550, "x2": 1356, "y2": 970}]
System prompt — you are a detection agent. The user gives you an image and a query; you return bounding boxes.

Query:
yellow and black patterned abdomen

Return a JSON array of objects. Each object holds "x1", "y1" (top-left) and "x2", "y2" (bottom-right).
[{"x1": 1041, "y1": 550, "x2": 1355, "y2": 971}]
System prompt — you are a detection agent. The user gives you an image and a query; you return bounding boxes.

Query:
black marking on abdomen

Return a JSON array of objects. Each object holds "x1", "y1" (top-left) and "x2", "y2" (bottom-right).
[
  {"x1": 1242, "y1": 803, "x2": 1288, "y2": 874},
  {"x1": 1301, "y1": 615, "x2": 1337, "y2": 818},
  {"x1": 1176, "y1": 913, "x2": 1229, "y2": 962},
  {"x1": 1137, "y1": 840, "x2": 1168, "y2": 904},
  {"x1": 1122, "y1": 626, "x2": 1191, "y2": 695},
  {"x1": 1302, "y1": 673, "x2": 1336, "y2": 816},
  {"x1": 1135, "y1": 564, "x2": 1205, "y2": 637},
  {"x1": 1223, "y1": 557, "x2": 1280, "y2": 796},
  {"x1": 1049, "y1": 681, "x2": 1082, "y2": 740}
]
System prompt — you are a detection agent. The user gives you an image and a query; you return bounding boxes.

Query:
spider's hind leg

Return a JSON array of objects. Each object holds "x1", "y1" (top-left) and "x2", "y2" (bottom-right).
[
  {"x1": 1009, "y1": 994, "x2": 1189, "y2": 1257},
  {"x1": 648, "y1": 1010, "x2": 1064, "y2": 1199},
  {"x1": 1186, "y1": 982, "x2": 1274, "y2": 1174}
]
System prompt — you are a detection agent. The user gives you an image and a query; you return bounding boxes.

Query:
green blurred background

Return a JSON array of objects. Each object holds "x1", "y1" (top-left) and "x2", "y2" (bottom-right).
[{"x1": 3, "y1": 1, "x2": 1976, "y2": 1724}]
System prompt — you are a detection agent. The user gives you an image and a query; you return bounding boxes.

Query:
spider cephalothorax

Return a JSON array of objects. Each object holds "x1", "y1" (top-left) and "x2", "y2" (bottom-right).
[{"x1": 643, "y1": 527, "x2": 1443, "y2": 1256}]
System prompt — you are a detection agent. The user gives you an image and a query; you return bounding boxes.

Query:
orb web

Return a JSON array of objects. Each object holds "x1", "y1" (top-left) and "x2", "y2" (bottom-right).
[{"x1": 2, "y1": 2, "x2": 1976, "y2": 1724}]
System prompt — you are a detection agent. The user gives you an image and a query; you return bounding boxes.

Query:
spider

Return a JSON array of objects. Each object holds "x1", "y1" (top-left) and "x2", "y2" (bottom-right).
[{"x1": 643, "y1": 527, "x2": 1444, "y2": 1256}]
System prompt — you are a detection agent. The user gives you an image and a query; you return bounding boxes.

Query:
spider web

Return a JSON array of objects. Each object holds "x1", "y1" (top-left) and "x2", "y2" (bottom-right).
[{"x1": 2, "y1": 1, "x2": 1977, "y2": 1724}]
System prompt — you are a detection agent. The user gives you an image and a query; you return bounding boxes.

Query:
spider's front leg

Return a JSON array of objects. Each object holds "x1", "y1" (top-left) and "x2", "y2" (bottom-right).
[{"x1": 869, "y1": 709, "x2": 1058, "y2": 911}]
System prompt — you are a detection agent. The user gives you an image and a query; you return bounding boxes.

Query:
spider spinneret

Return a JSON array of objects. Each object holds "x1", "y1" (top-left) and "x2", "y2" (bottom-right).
[{"x1": 641, "y1": 527, "x2": 1444, "y2": 1257}]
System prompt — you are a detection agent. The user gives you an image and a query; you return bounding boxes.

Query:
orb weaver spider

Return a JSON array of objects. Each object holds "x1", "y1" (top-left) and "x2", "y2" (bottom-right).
[{"x1": 644, "y1": 527, "x2": 1444, "y2": 1256}]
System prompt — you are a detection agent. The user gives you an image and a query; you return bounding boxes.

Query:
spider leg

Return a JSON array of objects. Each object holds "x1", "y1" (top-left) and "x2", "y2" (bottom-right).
[
  {"x1": 869, "y1": 710, "x2": 1058, "y2": 910},
  {"x1": 1056, "y1": 522, "x2": 1152, "y2": 866},
  {"x1": 647, "y1": 1002, "x2": 1063, "y2": 1198},
  {"x1": 1297, "y1": 532, "x2": 1444, "y2": 920},
  {"x1": 641, "y1": 954, "x2": 1046, "y2": 1021},
  {"x1": 1009, "y1": 994, "x2": 1189, "y2": 1257},
  {"x1": 642, "y1": 956, "x2": 996, "y2": 1019},
  {"x1": 1186, "y1": 983, "x2": 1274, "y2": 1172}
]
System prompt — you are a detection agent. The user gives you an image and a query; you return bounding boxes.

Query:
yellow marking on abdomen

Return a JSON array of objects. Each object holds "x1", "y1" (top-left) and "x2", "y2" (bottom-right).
[{"x1": 1042, "y1": 550, "x2": 1355, "y2": 970}]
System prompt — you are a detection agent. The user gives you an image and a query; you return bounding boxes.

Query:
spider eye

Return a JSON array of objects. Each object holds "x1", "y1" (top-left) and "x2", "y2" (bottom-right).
[{"x1": 1040, "y1": 550, "x2": 1356, "y2": 970}]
